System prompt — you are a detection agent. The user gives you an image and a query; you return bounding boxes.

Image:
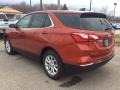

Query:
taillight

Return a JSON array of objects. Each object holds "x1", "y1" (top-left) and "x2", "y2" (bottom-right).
[
  {"x1": 71, "y1": 33, "x2": 88, "y2": 42},
  {"x1": 71, "y1": 33, "x2": 99, "y2": 43},
  {"x1": 89, "y1": 35, "x2": 99, "y2": 41}
]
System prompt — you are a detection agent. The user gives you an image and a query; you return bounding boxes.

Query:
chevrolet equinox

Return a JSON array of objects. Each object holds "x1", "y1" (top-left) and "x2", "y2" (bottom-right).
[{"x1": 4, "y1": 10, "x2": 115, "y2": 80}]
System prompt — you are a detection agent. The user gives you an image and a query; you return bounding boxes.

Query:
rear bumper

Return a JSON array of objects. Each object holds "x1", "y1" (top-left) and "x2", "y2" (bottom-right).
[
  {"x1": 79, "y1": 53, "x2": 114, "y2": 67},
  {"x1": 64, "y1": 53, "x2": 114, "y2": 71}
]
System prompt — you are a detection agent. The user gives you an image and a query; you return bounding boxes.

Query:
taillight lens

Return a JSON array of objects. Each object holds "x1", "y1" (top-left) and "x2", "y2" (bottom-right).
[
  {"x1": 89, "y1": 35, "x2": 99, "y2": 41},
  {"x1": 71, "y1": 33, "x2": 99, "y2": 43},
  {"x1": 71, "y1": 33, "x2": 88, "y2": 42}
]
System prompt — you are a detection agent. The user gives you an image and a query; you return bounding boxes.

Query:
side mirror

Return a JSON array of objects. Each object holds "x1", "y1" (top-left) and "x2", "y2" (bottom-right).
[
  {"x1": 9, "y1": 24, "x2": 16, "y2": 28},
  {"x1": 9, "y1": 24, "x2": 20, "y2": 29}
]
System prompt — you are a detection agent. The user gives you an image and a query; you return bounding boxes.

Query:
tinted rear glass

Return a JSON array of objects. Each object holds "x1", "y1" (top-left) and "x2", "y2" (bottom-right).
[{"x1": 55, "y1": 13, "x2": 112, "y2": 31}]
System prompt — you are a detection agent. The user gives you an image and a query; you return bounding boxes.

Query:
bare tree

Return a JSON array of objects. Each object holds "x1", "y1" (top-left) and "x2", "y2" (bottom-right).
[
  {"x1": 44, "y1": 4, "x2": 58, "y2": 10},
  {"x1": 100, "y1": 6, "x2": 108, "y2": 14},
  {"x1": 10, "y1": 1, "x2": 32, "y2": 13}
]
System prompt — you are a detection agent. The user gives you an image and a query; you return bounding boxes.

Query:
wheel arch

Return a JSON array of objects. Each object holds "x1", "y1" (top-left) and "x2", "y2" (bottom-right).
[
  {"x1": 3, "y1": 34, "x2": 8, "y2": 40},
  {"x1": 40, "y1": 46, "x2": 63, "y2": 64},
  {"x1": 3, "y1": 35, "x2": 9, "y2": 44}
]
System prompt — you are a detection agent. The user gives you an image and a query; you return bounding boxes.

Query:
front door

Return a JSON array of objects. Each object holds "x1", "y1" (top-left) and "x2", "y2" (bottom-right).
[
  {"x1": 12, "y1": 14, "x2": 32, "y2": 50},
  {"x1": 21, "y1": 13, "x2": 54, "y2": 55}
]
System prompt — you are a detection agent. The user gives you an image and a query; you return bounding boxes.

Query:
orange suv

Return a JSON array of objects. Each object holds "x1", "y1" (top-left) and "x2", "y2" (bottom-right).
[{"x1": 4, "y1": 10, "x2": 115, "y2": 80}]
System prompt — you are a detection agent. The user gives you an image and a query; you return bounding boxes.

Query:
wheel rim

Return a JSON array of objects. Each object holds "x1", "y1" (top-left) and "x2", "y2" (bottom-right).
[
  {"x1": 5, "y1": 40, "x2": 11, "y2": 53},
  {"x1": 44, "y1": 55, "x2": 59, "y2": 76}
]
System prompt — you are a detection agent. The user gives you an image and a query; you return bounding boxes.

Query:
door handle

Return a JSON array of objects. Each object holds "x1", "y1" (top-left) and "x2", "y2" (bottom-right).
[
  {"x1": 13, "y1": 32, "x2": 19, "y2": 34},
  {"x1": 42, "y1": 31, "x2": 48, "y2": 35}
]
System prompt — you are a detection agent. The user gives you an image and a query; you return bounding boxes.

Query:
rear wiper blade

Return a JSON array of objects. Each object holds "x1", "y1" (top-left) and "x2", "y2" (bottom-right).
[
  {"x1": 105, "y1": 27, "x2": 112, "y2": 30},
  {"x1": 105, "y1": 27, "x2": 113, "y2": 32}
]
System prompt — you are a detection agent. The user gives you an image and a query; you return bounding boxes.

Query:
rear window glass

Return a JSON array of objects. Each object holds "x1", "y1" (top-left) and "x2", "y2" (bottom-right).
[
  {"x1": 0, "y1": 14, "x2": 6, "y2": 19},
  {"x1": 55, "y1": 13, "x2": 112, "y2": 31}
]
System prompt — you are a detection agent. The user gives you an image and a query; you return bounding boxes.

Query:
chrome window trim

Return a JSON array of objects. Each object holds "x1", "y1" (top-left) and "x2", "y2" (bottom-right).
[{"x1": 16, "y1": 13, "x2": 54, "y2": 29}]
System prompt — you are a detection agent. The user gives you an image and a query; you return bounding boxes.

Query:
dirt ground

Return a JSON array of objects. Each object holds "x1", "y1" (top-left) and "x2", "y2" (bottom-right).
[{"x1": 0, "y1": 40, "x2": 120, "y2": 90}]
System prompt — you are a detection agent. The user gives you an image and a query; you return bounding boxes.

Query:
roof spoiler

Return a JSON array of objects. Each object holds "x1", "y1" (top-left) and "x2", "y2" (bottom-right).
[{"x1": 80, "y1": 12, "x2": 106, "y2": 18}]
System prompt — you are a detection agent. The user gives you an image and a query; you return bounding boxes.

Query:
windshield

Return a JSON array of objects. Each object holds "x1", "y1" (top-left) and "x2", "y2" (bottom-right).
[
  {"x1": 0, "y1": 14, "x2": 6, "y2": 19},
  {"x1": 55, "y1": 13, "x2": 112, "y2": 32}
]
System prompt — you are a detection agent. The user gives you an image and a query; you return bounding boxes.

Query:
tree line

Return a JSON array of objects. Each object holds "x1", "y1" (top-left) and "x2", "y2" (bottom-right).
[
  {"x1": 0, "y1": 1, "x2": 68, "y2": 13},
  {"x1": 0, "y1": 1, "x2": 120, "y2": 22}
]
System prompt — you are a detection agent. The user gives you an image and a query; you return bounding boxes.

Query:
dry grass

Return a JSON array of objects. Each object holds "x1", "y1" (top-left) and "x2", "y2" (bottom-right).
[
  {"x1": 0, "y1": 40, "x2": 4, "y2": 49},
  {"x1": 115, "y1": 35, "x2": 120, "y2": 47}
]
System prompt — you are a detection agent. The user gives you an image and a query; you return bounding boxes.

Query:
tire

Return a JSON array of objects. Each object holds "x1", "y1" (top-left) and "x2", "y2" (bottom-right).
[
  {"x1": 0, "y1": 33, "x2": 3, "y2": 39},
  {"x1": 43, "y1": 50, "x2": 64, "y2": 80},
  {"x1": 4, "y1": 38, "x2": 16, "y2": 55}
]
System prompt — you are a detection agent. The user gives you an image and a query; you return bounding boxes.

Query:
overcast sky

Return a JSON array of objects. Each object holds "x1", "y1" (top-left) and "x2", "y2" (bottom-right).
[{"x1": 0, "y1": 0, "x2": 120, "y2": 16}]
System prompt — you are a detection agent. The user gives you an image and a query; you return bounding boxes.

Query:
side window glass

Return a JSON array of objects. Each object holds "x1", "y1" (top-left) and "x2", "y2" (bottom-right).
[
  {"x1": 44, "y1": 16, "x2": 52, "y2": 27},
  {"x1": 17, "y1": 15, "x2": 32, "y2": 28},
  {"x1": 30, "y1": 13, "x2": 47, "y2": 28}
]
